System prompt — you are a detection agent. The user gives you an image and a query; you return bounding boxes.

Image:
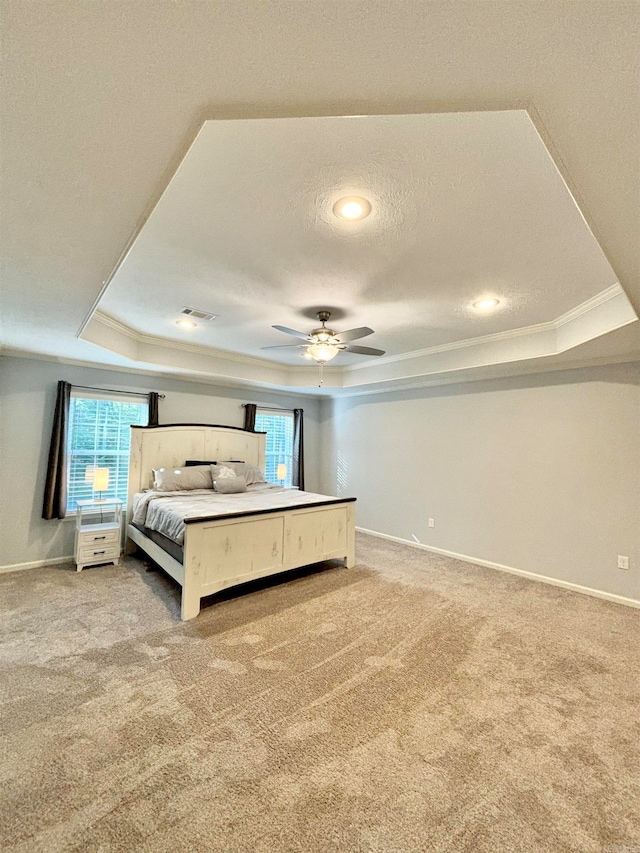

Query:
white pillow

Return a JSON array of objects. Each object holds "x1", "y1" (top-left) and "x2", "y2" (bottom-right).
[{"x1": 153, "y1": 465, "x2": 213, "y2": 491}]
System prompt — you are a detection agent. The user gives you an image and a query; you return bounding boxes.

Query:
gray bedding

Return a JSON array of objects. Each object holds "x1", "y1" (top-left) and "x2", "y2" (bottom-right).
[{"x1": 131, "y1": 485, "x2": 342, "y2": 546}]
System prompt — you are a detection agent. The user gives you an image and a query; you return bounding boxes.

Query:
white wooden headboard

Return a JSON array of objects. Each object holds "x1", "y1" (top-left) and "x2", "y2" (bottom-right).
[{"x1": 127, "y1": 423, "x2": 266, "y2": 518}]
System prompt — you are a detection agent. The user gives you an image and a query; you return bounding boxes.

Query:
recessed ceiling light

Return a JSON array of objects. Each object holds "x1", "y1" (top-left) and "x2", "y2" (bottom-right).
[
  {"x1": 176, "y1": 319, "x2": 197, "y2": 329},
  {"x1": 473, "y1": 298, "x2": 501, "y2": 310},
  {"x1": 333, "y1": 196, "x2": 372, "y2": 221}
]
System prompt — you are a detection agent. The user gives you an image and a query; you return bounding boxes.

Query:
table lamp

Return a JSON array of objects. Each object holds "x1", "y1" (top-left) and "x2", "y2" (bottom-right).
[
  {"x1": 93, "y1": 467, "x2": 110, "y2": 501},
  {"x1": 277, "y1": 463, "x2": 287, "y2": 486}
]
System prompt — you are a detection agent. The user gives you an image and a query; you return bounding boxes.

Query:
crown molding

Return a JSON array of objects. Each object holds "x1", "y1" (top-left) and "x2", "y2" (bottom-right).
[
  {"x1": 92, "y1": 311, "x2": 331, "y2": 372},
  {"x1": 80, "y1": 312, "x2": 343, "y2": 391},
  {"x1": 88, "y1": 283, "x2": 633, "y2": 376},
  {"x1": 0, "y1": 347, "x2": 327, "y2": 400},
  {"x1": 73, "y1": 283, "x2": 637, "y2": 395},
  {"x1": 345, "y1": 283, "x2": 628, "y2": 372},
  {"x1": 330, "y1": 353, "x2": 640, "y2": 399},
  {"x1": 3, "y1": 345, "x2": 637, "y2": 401},
  {"x1": 554, "y1": 283, "x2": 623, "y2": 328}
]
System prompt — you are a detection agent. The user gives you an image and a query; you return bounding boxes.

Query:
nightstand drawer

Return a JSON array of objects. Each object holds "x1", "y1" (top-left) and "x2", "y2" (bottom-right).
[
  {"x1": 77, "y1": 544, "x2": 120, "y2": 562},
  {"x1": 78, "y1": 529, "x2": 120, "y2": 547}
]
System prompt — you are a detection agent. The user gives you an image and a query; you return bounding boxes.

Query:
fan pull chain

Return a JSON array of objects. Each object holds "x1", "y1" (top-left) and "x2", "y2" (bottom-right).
[{"x1": 319, "y1": 363, "x2": 324, "y2": 387}]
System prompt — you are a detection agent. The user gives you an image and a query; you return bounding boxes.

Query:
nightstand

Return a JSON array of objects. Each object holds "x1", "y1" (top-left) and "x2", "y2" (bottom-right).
[{"x1": 75, "y1": 499, "x2": 123, "y2": 572}]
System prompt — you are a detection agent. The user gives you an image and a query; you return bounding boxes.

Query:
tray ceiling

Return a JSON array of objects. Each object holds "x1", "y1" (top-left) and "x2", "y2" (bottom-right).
[{"x1": 82, "y1": 110, "x2": 636, "y2": 391}]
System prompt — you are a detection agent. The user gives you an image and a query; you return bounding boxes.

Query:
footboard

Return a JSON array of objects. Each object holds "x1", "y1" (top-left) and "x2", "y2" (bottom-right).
[{"x1": 180, "y1": 501, "x2": 355, "y2": 620}]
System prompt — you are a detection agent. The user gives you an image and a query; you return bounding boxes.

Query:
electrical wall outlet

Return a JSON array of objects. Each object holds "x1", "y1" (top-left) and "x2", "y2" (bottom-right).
[
  {"x1": 617, "y1": 555, "x2": 630, "y2": 570},
  {"x1": 428, "y1": 518, "x2": 435, "y2": 528}
]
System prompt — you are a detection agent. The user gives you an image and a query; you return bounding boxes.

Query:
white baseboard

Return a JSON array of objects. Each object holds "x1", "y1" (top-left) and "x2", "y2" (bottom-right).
[
  {"x1": 0, "y1": 555, "x2": 74, "y2": 575},
  {"x1": 356, "y1": 527, "x2": 640, "y2": 610}
]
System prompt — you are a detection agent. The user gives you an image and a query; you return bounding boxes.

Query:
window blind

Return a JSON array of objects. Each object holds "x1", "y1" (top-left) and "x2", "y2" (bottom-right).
[
  {"x1": 66, "y1": 395, "x2": 148, "y2": 511},
  {"x1": 255, "y1": 410, "x2": 294, "y2": 486}
]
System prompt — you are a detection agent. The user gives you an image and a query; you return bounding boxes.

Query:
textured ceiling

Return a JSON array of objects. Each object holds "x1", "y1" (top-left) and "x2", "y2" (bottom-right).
[
  {"x1": 1, "y1": 0, "x2": 638, "y2": 393},
  {"x1": 94, "y1": 110, "x2": 622, "y2": 367}
]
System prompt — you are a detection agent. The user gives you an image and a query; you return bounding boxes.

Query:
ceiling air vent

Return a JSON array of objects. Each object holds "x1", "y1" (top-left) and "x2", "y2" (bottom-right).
[{"x1": 181, "y1": 307, "x2": 217, "y2": 321}]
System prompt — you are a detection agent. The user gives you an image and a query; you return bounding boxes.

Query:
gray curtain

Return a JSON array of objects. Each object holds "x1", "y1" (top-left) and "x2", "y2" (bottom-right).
[
  {"x1": 243, "y1": 403, "x2": 257, "y2": 431},
  {"x1": 42, "y1": 380, "x2": 71, "y2": 520},
  {"x1": 292, "y1": 408, "x2": 304, "y2": 490},
  {"x1": 148, "y1": 392, "x2": 160, "y2": 426}
]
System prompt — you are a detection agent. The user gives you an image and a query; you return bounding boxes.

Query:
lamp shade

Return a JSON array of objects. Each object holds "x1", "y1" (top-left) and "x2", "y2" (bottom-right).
[
  {"x1": 306, "y1": 342, "x2": 339, "y2": 363},
  {"x1": 93, "y1": 467, "x2": 110, "y2": 492},
  {"x1": 276, "y1": 463, "x2": 287, "y2": 481}
]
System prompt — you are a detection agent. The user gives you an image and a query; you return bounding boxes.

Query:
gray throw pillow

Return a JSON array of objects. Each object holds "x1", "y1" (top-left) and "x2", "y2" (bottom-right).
[
  {"x1": 214, "y1": 475, "x2": 247, "y2": 494},
  {"x1": 153, "y1": 464, "x2": 213, "y2": 491},
  {"x1": 216, "y1": 461, "x2": 265, "y2": 485},
  {"x1": 244, "y1": 464, "x2": 266, "y2": 485}
]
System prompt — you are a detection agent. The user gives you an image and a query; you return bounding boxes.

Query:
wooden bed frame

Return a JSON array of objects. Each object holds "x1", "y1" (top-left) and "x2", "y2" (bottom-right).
[{"x1": 126, "y1": 423, "x2": 356, "y2": 620}]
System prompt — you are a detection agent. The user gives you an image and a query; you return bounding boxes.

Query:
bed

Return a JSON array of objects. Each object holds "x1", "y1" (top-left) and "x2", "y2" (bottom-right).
[{"x1": 126, "y1": 423, "x2": 356, "y2": 620}]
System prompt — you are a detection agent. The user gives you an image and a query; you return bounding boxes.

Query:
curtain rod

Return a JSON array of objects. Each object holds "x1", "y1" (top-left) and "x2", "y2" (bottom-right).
[
  {"x1": 241, "y1": 403, "x2": 294, "y2": 413},
  {"x1": 72, "y1": 384, "x2": 165, "y2": 400}
]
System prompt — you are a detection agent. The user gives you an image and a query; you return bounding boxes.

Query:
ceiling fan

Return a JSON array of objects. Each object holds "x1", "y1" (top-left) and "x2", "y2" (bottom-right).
[{"x1": 262, "y1": 311, "x2": 385, "y2": 364}]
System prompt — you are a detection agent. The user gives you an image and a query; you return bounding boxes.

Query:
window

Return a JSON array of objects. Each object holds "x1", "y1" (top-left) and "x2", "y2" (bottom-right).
[
  {"x1": 66, "y1": 393, "x2": 148, "y2": 512},
  {"x1": 255, "y1": 410, "x2": 293, "y2": 487}
]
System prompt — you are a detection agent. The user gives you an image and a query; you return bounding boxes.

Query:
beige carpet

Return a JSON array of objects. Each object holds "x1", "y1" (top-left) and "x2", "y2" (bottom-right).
[{"x1": 1, "y1": 533, "x2": 638, "y2": 853}]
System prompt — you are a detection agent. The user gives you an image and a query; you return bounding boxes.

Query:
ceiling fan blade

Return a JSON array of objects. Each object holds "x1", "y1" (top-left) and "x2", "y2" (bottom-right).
[
  {"x1": 261, "y1": 344, "x2": 307, "y2": 350},
  {"x1": 332, "y1": 326, "x2": 375, "y2": 343},
  {"x1": 343, "y1": 345, "x2": 386, "y2": 357},
  {"x1": 272, "y1": 325, "x2": 312, "y2": 341}
]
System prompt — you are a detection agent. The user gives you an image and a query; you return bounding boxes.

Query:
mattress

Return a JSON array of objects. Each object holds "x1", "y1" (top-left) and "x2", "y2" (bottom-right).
[
  {"x1": 132, "y1": 485, "x2": 353, "y2": 546},
  {"x1": 131, "y1": 522, "x2": 184, "y2": 564}
]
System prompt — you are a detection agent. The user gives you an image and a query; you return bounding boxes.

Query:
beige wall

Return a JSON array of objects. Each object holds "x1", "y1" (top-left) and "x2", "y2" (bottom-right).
[
  {"x1": 320, "y1": 364, "x2": 640, "y2": 601},
  {"x1": 0, "y1": 355, "x2": 322, "y2": 569}
]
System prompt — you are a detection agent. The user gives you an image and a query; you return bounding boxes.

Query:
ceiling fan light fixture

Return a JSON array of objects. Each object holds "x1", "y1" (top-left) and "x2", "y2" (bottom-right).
[
  {"x1": 333, "y1": 196, "x2": 372, "y2": 221},
  {"x1": 306, "y1": 342, "x2": 340, "y2": 363},
  {"x1": 267, "y1": 311, "x2": 382, "y2": 376}
]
